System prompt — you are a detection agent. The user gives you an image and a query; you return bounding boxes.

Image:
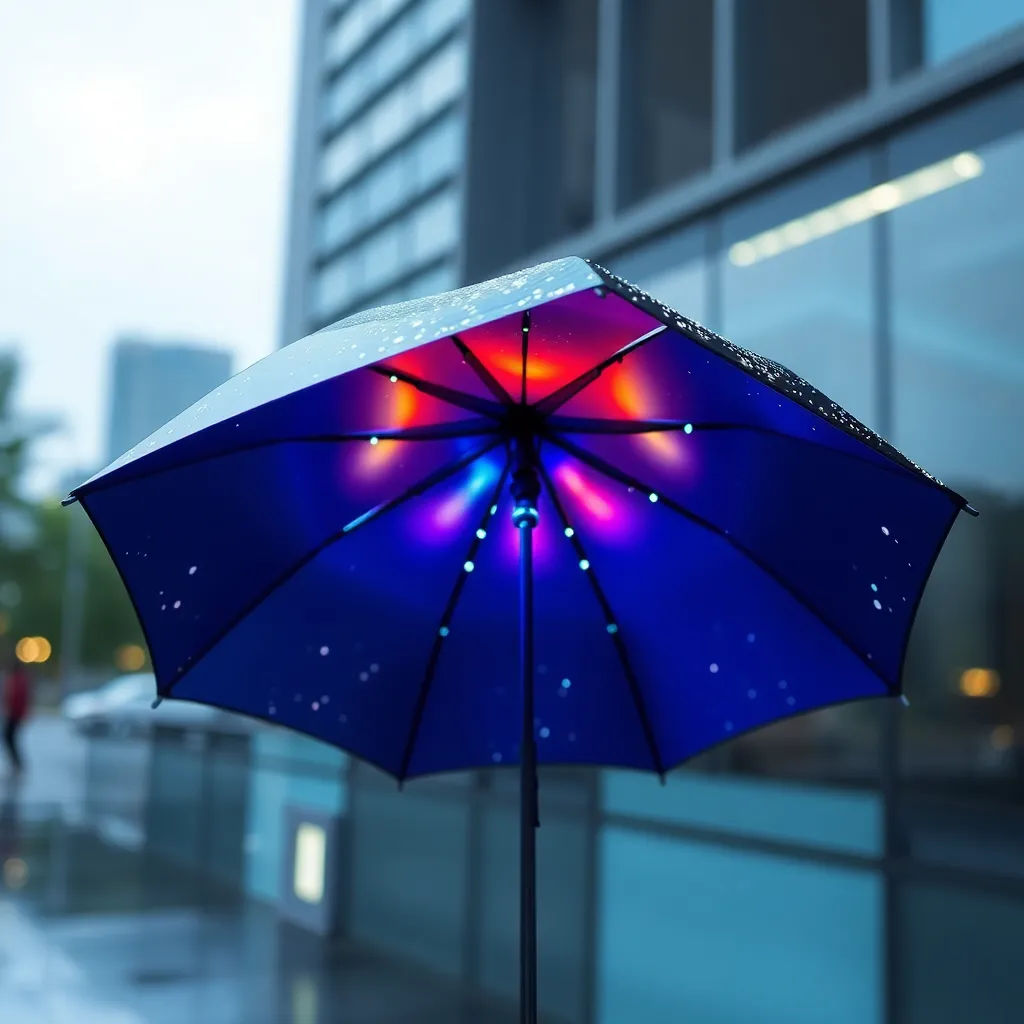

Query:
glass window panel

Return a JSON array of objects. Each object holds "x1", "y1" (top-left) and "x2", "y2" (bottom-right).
[
  {"x1": 409, "y1": 190, "x2": 459, "y2": 263},
  {"x1": 373, "y1": 14, "x2": 415, "y2": 84},
  {"x1": 408, "y1": 262, "x2": 457, "y2": 298},
  {"x1": 314, "y1": 254, "x2": 355, "y2": 320},
  {"x1": 325, "y1": 0, "x2": 370, "y2": 69},
  {"x1": 892, "y1": 0, "x2": 1024, "y2": 74},
  {"x1": 361, "y1": 221, "x2": 406, "y2": 289},
  {"x1": 411, "y1": 114, "x2": 463, "y2": 191},
  {"x1": 367, "y1": 84, "x2": 413, "y2": 155},
  {"x1": 421, "y1": 0, "x2": 469, "y2": 38},
  {"x1": 598, "y1": 828, "x2": 882, "y2": 1024},
  {"x1": 619, "y1": 0, "x2": 713, "y2": 207},
  {"x1": 318, "y1": 191, "x2": 357, "y2": 253},
  {"x1": 899, "y1": 879, "x2": 1024, "y2": 1023},
  {"x1": 891, "y1": 97, "x2": 1024, "y2": 870},
  {"x1": 320, "y1": 124, "x2": 365, "y2": 193},
  {"x1": 417, "y1": 41, "x2": 467, "y2": 117},
  {"x1": 365, "y1": 152, "x2": 410, "y2": 221},
  {"x1": 735, "y1": 0, "x2": 869, "y2": 152},
  {"x1": 719, "y1": 155, "x2": 880, "y2": 785}
]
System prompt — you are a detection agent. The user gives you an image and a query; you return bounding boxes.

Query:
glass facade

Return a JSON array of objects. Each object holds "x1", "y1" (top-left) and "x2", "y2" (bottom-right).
[{"x1": 309, "y1": 0, "x2": 469, "y2": 328}]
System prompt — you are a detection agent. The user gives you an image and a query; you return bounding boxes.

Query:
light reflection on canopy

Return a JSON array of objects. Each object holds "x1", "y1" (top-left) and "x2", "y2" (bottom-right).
[
  {"x1": 610, "y1": 371, "x2": 686, "y2": 468},
  {"x1": 551, "y1": 459, "x2": 635, "y2": 544},
  {"x1": 421, "y1": 457, "x2": 503, "y2": 543},
  {"x1": 352, "y1": 379, "x2": 420, "y2": 480}
]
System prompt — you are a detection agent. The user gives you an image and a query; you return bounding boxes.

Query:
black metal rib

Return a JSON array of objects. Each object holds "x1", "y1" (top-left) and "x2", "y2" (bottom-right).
[
  {"x1": 543, "y1": 416, "x2": 952, "y2": 494},
  {"x1": 533, "y1": 325, "x2": 668, "y2": 416},
  {"x1": 69, "y1": 421, "x2": 501, "y2": 502},
  {"x1": 162, "y1": 438, "x2": 502, "y2": 697},
  {"x1": 520, "y1": 310, "x2": 530, "y2": 405},
  {"x1": 546, "y1": 433, "x2": 896, "y2": 691},
  {"x1": 536, "y1": 460, "x2": 666, "y2": 779},
  {"x1": 371, "y1": 363, "x2": 505, "y2": 418},
  {"x1": 397, "y1": 461, "x2": 511, "y2": 783},
  {"x1": 451, "y1": 335, "x2": 514, "y2": 405}
]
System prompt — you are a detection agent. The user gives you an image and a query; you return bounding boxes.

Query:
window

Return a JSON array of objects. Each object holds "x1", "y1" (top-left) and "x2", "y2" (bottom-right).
[
  {"x1": 618, "y1": 0, "x2": 714, "y2": 207},
  {"x1": 320, "y1": 124, "x2": 365, "y2": 193},
  {"x1": 892, "y1": 0, "x2": 1024, "y2": 75},
  {"x1": 416, "y1": 40, "x2": 466, "y2": 117},
  {"x1": 734, "y1": 0, "x2": 869, "y2": 152},
  {"x1": 365, "y1": 152, "x2": 410, "y2": 221},
  {"x1": 890, "y1": 85, "x2": 1024, "y2": 872},
  {"x1": 362, "y1": 221, "x2": 407, "y2": 290},
  {"x1": 719, "y1": 155, "x2": 880, "y2": 783},
  {"x1": 408, "y1": 190, "x2": 460, "y2": 263},
  {"x1": 314, "y1": 254, "x2": 356, "y2": 320},
  {"x1": 420, "y1": 0, "x2": 468, "y2": 38},
  {"x1": 408, "y1": 261, "x2": 457, "y2": 298},
  {"x1": 410, "y1": 114, "x2": 463, "y2": 191},
  {"x1": 318, "y1": 191, "x2": 358, "y2": 254}
]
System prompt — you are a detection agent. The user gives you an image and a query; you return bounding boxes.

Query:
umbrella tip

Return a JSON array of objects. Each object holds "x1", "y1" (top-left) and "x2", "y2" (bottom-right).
[
  {"x1": 151, "y1": 697, "x2": 163, "y2": 710},
  {"x1": 61, "y1": 494, "x2": 78, "y2": 507},
  {"x1": 964, "y1": 503, "x2": 980, "y2": 517}
]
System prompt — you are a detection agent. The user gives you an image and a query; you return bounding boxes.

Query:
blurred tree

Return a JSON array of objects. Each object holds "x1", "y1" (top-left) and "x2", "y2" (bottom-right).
[{"x1": 0, "y1": 349, "x2": 146, "y2": 681}]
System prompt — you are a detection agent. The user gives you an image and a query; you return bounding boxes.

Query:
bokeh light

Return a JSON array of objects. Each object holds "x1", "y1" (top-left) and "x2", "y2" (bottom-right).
[
  {"x1": 15, "y1": 636, "x2": 51, "y2": 664},
  {"x1": 115, "y1": 643, "x2": 146, "y2": 671}
]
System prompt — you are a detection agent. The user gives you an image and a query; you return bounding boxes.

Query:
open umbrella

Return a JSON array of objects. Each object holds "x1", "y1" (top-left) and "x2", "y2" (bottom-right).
[{"x1": 65, "y1": 256, "x2": 975, "y2": 1024}]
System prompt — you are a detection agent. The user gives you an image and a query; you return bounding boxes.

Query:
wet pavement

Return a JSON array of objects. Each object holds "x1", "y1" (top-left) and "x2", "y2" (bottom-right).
[{"x1": 0, "y1": 793, "x2": 517, "y2": 1024}]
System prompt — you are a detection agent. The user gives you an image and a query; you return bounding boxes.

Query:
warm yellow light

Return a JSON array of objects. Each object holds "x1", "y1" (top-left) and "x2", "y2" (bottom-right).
[
  {"x1": 15, "y1": 636, "x2": 51, "y2": 664},
  {"x1": 115, "y1": 643, "x2": 146, "y2": 672},
  {"x1": 3, "y1": 857, "x2": 28, "y2": 889},
  {"x1": 729, "y1": 151, "x2": 984, "y2": 268},
  {"x1": 293, "y1": 823, "x2": 326, "y2": 905},
  {"x1": 959, "y1": 667, "x2": 1000, "y2": 699}
]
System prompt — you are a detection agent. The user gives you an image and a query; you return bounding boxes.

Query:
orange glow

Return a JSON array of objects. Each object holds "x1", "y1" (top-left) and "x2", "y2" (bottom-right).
[
  {"x1": 354, "y1": 380, "x2": 419, "y2": 477},
  {"x1": 611, "y1": 372, "x2": 684, "y2": 466},
  {"x1": 959, "y1": 667, "x2": 1000, "y2": 698},
  {"x1": 557, "y1": 466, "x2": 614, "y2": 521},
  {"x1": 491, "y1": 352, "x2": 562, "y2": 382}
]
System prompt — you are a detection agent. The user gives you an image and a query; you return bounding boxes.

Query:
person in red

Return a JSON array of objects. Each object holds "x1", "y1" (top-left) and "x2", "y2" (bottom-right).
[{"x1": 3, "y1": 655, "x2": 30, "y2": 777}]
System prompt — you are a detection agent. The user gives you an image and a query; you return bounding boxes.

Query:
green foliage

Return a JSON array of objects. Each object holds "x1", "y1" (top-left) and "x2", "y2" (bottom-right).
[{"x1": 0, "y1": 350, "x2": 146, "y2": 676}]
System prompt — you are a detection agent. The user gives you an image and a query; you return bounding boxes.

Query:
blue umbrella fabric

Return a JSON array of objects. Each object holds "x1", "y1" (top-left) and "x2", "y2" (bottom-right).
[{"x1": 65, "y1": 255, "x2": 974, "y2": 1023}]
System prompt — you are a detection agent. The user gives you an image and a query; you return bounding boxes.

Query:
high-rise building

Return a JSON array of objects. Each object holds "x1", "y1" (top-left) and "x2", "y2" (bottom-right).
[
  {"x1": 268, "y1": 4, "x2": 1024, "y2": 1022},
  {"x1": 106, "y1": 338, "x2": 232, "y2": 464},
  {"x1": 281, "y1": 0, "x2": 471, "y2": 344}
]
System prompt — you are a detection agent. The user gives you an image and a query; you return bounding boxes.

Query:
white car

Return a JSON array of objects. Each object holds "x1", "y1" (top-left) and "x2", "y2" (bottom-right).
[{"x1": 63, "y1": 672, "x2": 246, "y2": 736}]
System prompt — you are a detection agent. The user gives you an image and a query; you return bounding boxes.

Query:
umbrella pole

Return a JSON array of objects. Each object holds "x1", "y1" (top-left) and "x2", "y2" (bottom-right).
[{"x1": 513, "y1": 446, "x2": 540, "y2": 1024}]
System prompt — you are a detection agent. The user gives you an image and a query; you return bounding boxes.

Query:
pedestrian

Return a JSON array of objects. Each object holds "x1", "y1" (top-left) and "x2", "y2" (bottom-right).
[{"x1": 2, "y1": 655, "x2": 31, "y2": 778}]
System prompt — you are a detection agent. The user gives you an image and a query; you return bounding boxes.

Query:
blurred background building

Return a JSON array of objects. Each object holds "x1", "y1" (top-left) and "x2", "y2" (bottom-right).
[
  {"x1": 106, "y1": 337, "x2": 233, "y2": 464},
  {"x1": 4, "y1": 2, "x2": 1022, "y2": 1023},
  {"x1": 260, "y1": 2, "x2": 1024, "y2": 1023}
]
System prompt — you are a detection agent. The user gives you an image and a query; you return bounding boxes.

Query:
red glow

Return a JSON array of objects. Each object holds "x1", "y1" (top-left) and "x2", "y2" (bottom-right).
[{"x1": 557, "y1": 465, "x2": 615, "y2": 522}]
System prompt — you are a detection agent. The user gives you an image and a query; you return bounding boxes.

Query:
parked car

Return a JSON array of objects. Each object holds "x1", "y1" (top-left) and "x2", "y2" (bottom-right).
[{"x1": 62, "y1": 672, "x2": 248, "y2": 736}]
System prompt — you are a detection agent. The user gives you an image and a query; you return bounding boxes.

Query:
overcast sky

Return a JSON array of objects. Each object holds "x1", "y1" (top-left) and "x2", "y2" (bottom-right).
[{"x1": 0, "y1": 0, "x2": 299, "y2": 494}]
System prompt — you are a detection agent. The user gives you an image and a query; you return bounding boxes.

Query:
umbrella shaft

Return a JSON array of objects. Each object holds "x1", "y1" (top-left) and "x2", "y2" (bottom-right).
[{"x1": 519, "y1": 519, "x2": 539, "y2": 1024}]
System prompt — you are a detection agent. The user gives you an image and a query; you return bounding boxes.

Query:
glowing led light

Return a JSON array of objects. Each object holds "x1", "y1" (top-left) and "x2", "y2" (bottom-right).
[
  {"x1": 490, "y1": 504, "x2": 498, "y2": 515},
  {"x1": 683, "y1": 423, "x2": 693, "y2": 434},
  {"x1": 464, "y1": 560, "x2": 475, "y2": 573},
  {"x1": 389, "y1": 375, "x2": 398, "y2": 383},
  {"x1": 648, "y1": 493, "x2": 659, "y2": 503},
  {"x1": 561, "y1": 678, "x2": 571, "y2": 689},
  {"x1": 881, "y1": 526, "x2": 890, "y2": 536},
  {"x1": 539, "y1": 727, "x2": 550, "y2": 738},
  {"x1": 439, "y1": 626, "x2": 450, "y2": 637},
  {"x1": 476, "y1": 528, "x2": 487, "y2": 539},
  {"x1": 579, "y1": 559, "x2": 590, "y2": 571},
  {"x1": 606, "y1": 623, "x2": 618, "y2": 634},
  {"x1": 871, "y1": 583, "x2": 878, "y2": 592},
  {"x1": 728, "y1": 151, "x2": 984, "y2": 267},
  {"x1": 370, "y1": 436, "x2": 379, "y2": 445}
]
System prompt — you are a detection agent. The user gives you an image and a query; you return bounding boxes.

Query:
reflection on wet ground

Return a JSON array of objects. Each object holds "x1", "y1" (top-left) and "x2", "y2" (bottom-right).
[{"x1": 0, "y1": 798, "x2": 513, "y2": 1024}]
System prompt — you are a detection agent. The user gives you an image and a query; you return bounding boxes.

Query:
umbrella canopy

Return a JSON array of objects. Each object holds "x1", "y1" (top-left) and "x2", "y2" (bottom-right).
[{"x1": 66, "y1": 256, "x2": 974, "y2": 1023}]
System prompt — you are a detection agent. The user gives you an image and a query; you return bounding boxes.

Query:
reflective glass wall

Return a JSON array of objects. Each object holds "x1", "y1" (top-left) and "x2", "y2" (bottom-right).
[{"x1": 597, "y1": 78, "x2": 1024, "y2": 1024}]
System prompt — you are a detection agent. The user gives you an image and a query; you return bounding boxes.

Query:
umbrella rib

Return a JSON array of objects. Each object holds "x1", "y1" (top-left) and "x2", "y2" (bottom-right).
[
  {"x1": 450, "y1": 335, "x2": 514, "y2": 404},
  {"x1": 543, "y1": 417, "x2": 947, "y2": 492},
  {"x1": 520, "y1": 310, "x2": 530, "y2": 404},
  {"x1": 69, "y1": 422, "x2": 501, "y2": 501},
  {"x1": 371, "y1": 364, "x2": 505, "y2": 419},
  {"x1": 160, "y1": 438, "x2": 503, "y2": 699},
  {"x1": 397, "y1": 460, "x2": 511, "y2": 783},
  {"x1": 536, "y1": 459, "x2": 667, "y2": 779},
  {"x1": 545, "y1": 433, "x2": 895, "y2": 690},
  {"x1": 532, "y1": 325, "x2": 668, "y2": 416}
]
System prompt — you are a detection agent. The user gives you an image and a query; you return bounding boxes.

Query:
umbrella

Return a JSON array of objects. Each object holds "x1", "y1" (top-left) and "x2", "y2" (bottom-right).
[{"x1": 64, "y1": 256, "x2": 975, "y2": 1024}]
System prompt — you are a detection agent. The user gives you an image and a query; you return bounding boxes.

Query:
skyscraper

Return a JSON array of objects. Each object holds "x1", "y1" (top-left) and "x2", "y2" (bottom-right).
[
  {"x1": 105, "y1": 338, "x2": 232, "y2": 464},
  {"x1": 281, "y1": 0, "x2": 471, "y2": 345}
]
